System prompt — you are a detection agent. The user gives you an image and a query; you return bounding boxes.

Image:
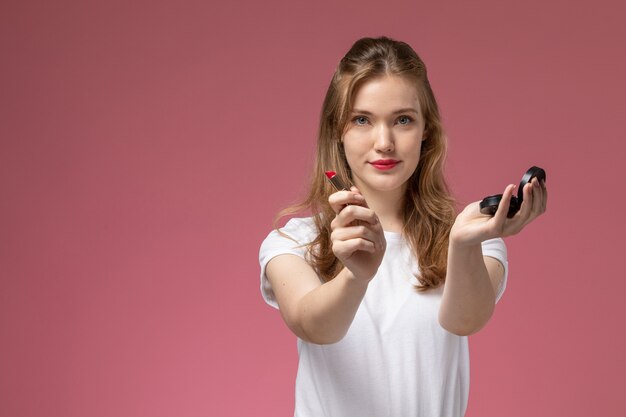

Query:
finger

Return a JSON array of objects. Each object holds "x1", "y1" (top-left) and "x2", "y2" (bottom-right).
[
  {"x1": 334, "y1": 204, "x2": 379, "y2": 227},
  {"x1": 350, "y1": 186, "x2": 369, "y2": 208},
  {"x1": 492, "y1": 184, "x2": 516, "y2": 224},
  {"x1": 531, "y1": 178, "x2": 544, "y2": 215},
  {"x1": 535, "y1": 178, "x2": 547, "y2": 213},
  {"x1": 333, "y1": 238, "x2": 376, "y2": 255},
  {"x1": 516, "y1": 182, "x2": 534, "y2": 221},
  {"x1": 328, "y1": 190, "x2": 367, "y2": 214},
  {"x1": 483, "y1": 184, "x2": 516, "y2": 238},
  {"x1": 331, "y1": 223, "x2": 381, "y2": 244}
]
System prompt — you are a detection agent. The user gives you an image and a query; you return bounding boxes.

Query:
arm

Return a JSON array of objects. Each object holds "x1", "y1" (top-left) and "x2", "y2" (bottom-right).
[
  {"x1": 439, "y1": 177, "x2": 547, "y2": 335},
  {"x1": 439, "y1": 244, "x2": 504, "y2": 335},
  {"x1": 266, "y1": 255, "x2": 368, "y2": 344},
  {"x1": 266, "y1": 188, "x2": 386, "y2": 344}
]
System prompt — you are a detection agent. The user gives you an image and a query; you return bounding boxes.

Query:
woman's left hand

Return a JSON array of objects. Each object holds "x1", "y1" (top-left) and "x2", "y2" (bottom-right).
[{"x1": 450, "y1": 177, "x2": 548, "y2": 246}]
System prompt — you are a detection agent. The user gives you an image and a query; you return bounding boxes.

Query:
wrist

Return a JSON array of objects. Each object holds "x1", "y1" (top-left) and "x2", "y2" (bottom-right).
[
  {"x1": 447, "y1": 239, "x2": 484, "y2": 269},
  {"x1": 339, "y1": 267, "x2": 372, "y2": 288},
  {"x1": 449, "y1": 234, "x2": 478, "y2": 249}
]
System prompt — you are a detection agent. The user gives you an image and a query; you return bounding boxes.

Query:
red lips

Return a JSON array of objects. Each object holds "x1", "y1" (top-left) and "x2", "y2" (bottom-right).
[{"x1": 370, "y1": 159, "x2": 400, "y2": 170}]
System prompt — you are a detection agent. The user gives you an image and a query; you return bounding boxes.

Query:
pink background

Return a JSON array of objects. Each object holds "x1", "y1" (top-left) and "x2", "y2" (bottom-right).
[{"x1": 1, "y1": 0, "x2": 625, "y2": 416}]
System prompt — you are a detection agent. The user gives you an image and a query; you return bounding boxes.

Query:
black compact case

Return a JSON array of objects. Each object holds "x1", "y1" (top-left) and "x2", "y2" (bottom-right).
[{"x1": 479, "y1": 166, "x2": 546, "y2": 218}]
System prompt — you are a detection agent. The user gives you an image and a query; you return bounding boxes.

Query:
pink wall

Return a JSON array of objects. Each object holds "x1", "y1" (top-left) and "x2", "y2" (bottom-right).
[{"x1": 1, "y1": 0, "x2": 625, "y2": 416}]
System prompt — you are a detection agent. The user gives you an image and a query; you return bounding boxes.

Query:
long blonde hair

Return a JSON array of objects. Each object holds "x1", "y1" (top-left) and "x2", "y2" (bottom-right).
[{"x1": 276, "y1": 36, "x2": 457, "y2": 290}]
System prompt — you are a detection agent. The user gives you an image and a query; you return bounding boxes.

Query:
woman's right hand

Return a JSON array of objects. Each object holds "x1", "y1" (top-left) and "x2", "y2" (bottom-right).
[{"x1": 329, "y1": 187, "x2": 386, "y2": 283}]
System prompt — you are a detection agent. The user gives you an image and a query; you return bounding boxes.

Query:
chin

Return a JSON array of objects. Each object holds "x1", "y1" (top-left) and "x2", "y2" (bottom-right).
[{"x1": 368, "y1": 179, "x2": 407, "y2": 193}]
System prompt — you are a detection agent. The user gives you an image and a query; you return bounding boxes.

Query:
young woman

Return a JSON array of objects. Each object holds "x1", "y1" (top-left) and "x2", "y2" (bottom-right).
[{"x1": 259, "y1": 36, "x2": 547, "y2": 417}]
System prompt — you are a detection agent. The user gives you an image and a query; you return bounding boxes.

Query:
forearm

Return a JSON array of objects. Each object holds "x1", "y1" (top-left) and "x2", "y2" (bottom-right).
[
  {"x1": 439, "y1": 242, "x2": 495, "y2": 336},
  {"x1": 295, "y1": 268, "x2": 369, "y2": 344}
]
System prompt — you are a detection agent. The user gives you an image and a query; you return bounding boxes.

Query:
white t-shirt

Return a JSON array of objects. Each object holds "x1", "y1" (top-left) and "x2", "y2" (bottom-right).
[{"x1": 259, "y1": 217, "x2": 508, "y2": 417}]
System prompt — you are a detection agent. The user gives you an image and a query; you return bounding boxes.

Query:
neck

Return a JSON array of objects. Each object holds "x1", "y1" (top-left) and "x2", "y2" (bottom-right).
[{"x1": 358, "y1": 185, "x2": 406, "y2": 233}]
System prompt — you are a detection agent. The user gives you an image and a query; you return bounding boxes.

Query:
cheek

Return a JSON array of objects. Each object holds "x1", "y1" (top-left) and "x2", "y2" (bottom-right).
[
  {"x1": 400, "y1": 141, "x2": 423, "y2": 167},
  {"x1": 342, "y1": 133, "x2": 369, "y2": 157},
  {"x1": 342, "y1": 145, "x2": 360, "y2": 167}
]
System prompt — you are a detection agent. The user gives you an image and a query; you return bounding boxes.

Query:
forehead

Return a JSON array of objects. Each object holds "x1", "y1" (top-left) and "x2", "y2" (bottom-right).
[{"x1": 351, "y1": 75, "x2": 421, "y2": 113}]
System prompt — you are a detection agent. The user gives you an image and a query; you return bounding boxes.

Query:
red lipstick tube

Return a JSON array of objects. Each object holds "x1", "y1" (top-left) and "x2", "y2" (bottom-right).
[{"x1": 325, "y1": 171, "x2": 349, "y2": 191}]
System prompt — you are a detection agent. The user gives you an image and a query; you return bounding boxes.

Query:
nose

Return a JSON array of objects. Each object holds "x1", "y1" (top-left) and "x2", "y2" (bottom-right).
[{"x1": 374, "y1": 124, "x2": 394, "y2": 153}]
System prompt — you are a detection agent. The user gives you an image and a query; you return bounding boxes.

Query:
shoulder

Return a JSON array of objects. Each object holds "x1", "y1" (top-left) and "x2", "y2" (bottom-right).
[
  {"x1": 259, "y1": 216, "x2": 318, "y2": 268},
  {"x1": 278, "y1": 217, "x2": 318, "y2": 242},
  {"x1": 258, "y1": 216, "x2": 319, "y2": 309},
  {"x1": 261, "y1": 216, "x2": 318, "y2": 248}
]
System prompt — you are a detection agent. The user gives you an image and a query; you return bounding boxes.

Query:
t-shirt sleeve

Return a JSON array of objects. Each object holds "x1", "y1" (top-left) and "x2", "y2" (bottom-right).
[
  {"x1": 259, "y1": 218, "x2": 318, "y2": 309},
  {"x1": 481, "y1": 238, "x2": 509, "y2": 303}
]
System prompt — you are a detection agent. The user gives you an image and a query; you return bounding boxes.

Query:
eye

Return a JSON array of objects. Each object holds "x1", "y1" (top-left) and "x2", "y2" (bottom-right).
[
  {"x1": 397, "y1": 115, "x2": 413, "y2": 125},
  {"x1": 353, "y1": 116, "x2": 369, "y2": 126}
]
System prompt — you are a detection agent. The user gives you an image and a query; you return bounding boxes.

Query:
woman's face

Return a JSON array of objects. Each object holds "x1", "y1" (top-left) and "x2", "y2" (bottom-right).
[{"x1": 342, "y1": 75, "x2": 425, "y2": 196}]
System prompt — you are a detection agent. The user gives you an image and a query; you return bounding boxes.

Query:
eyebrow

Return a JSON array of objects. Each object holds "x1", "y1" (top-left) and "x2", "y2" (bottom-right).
[{"x1": 351, "y1": 108, "x2": 419, "y2": 115}]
